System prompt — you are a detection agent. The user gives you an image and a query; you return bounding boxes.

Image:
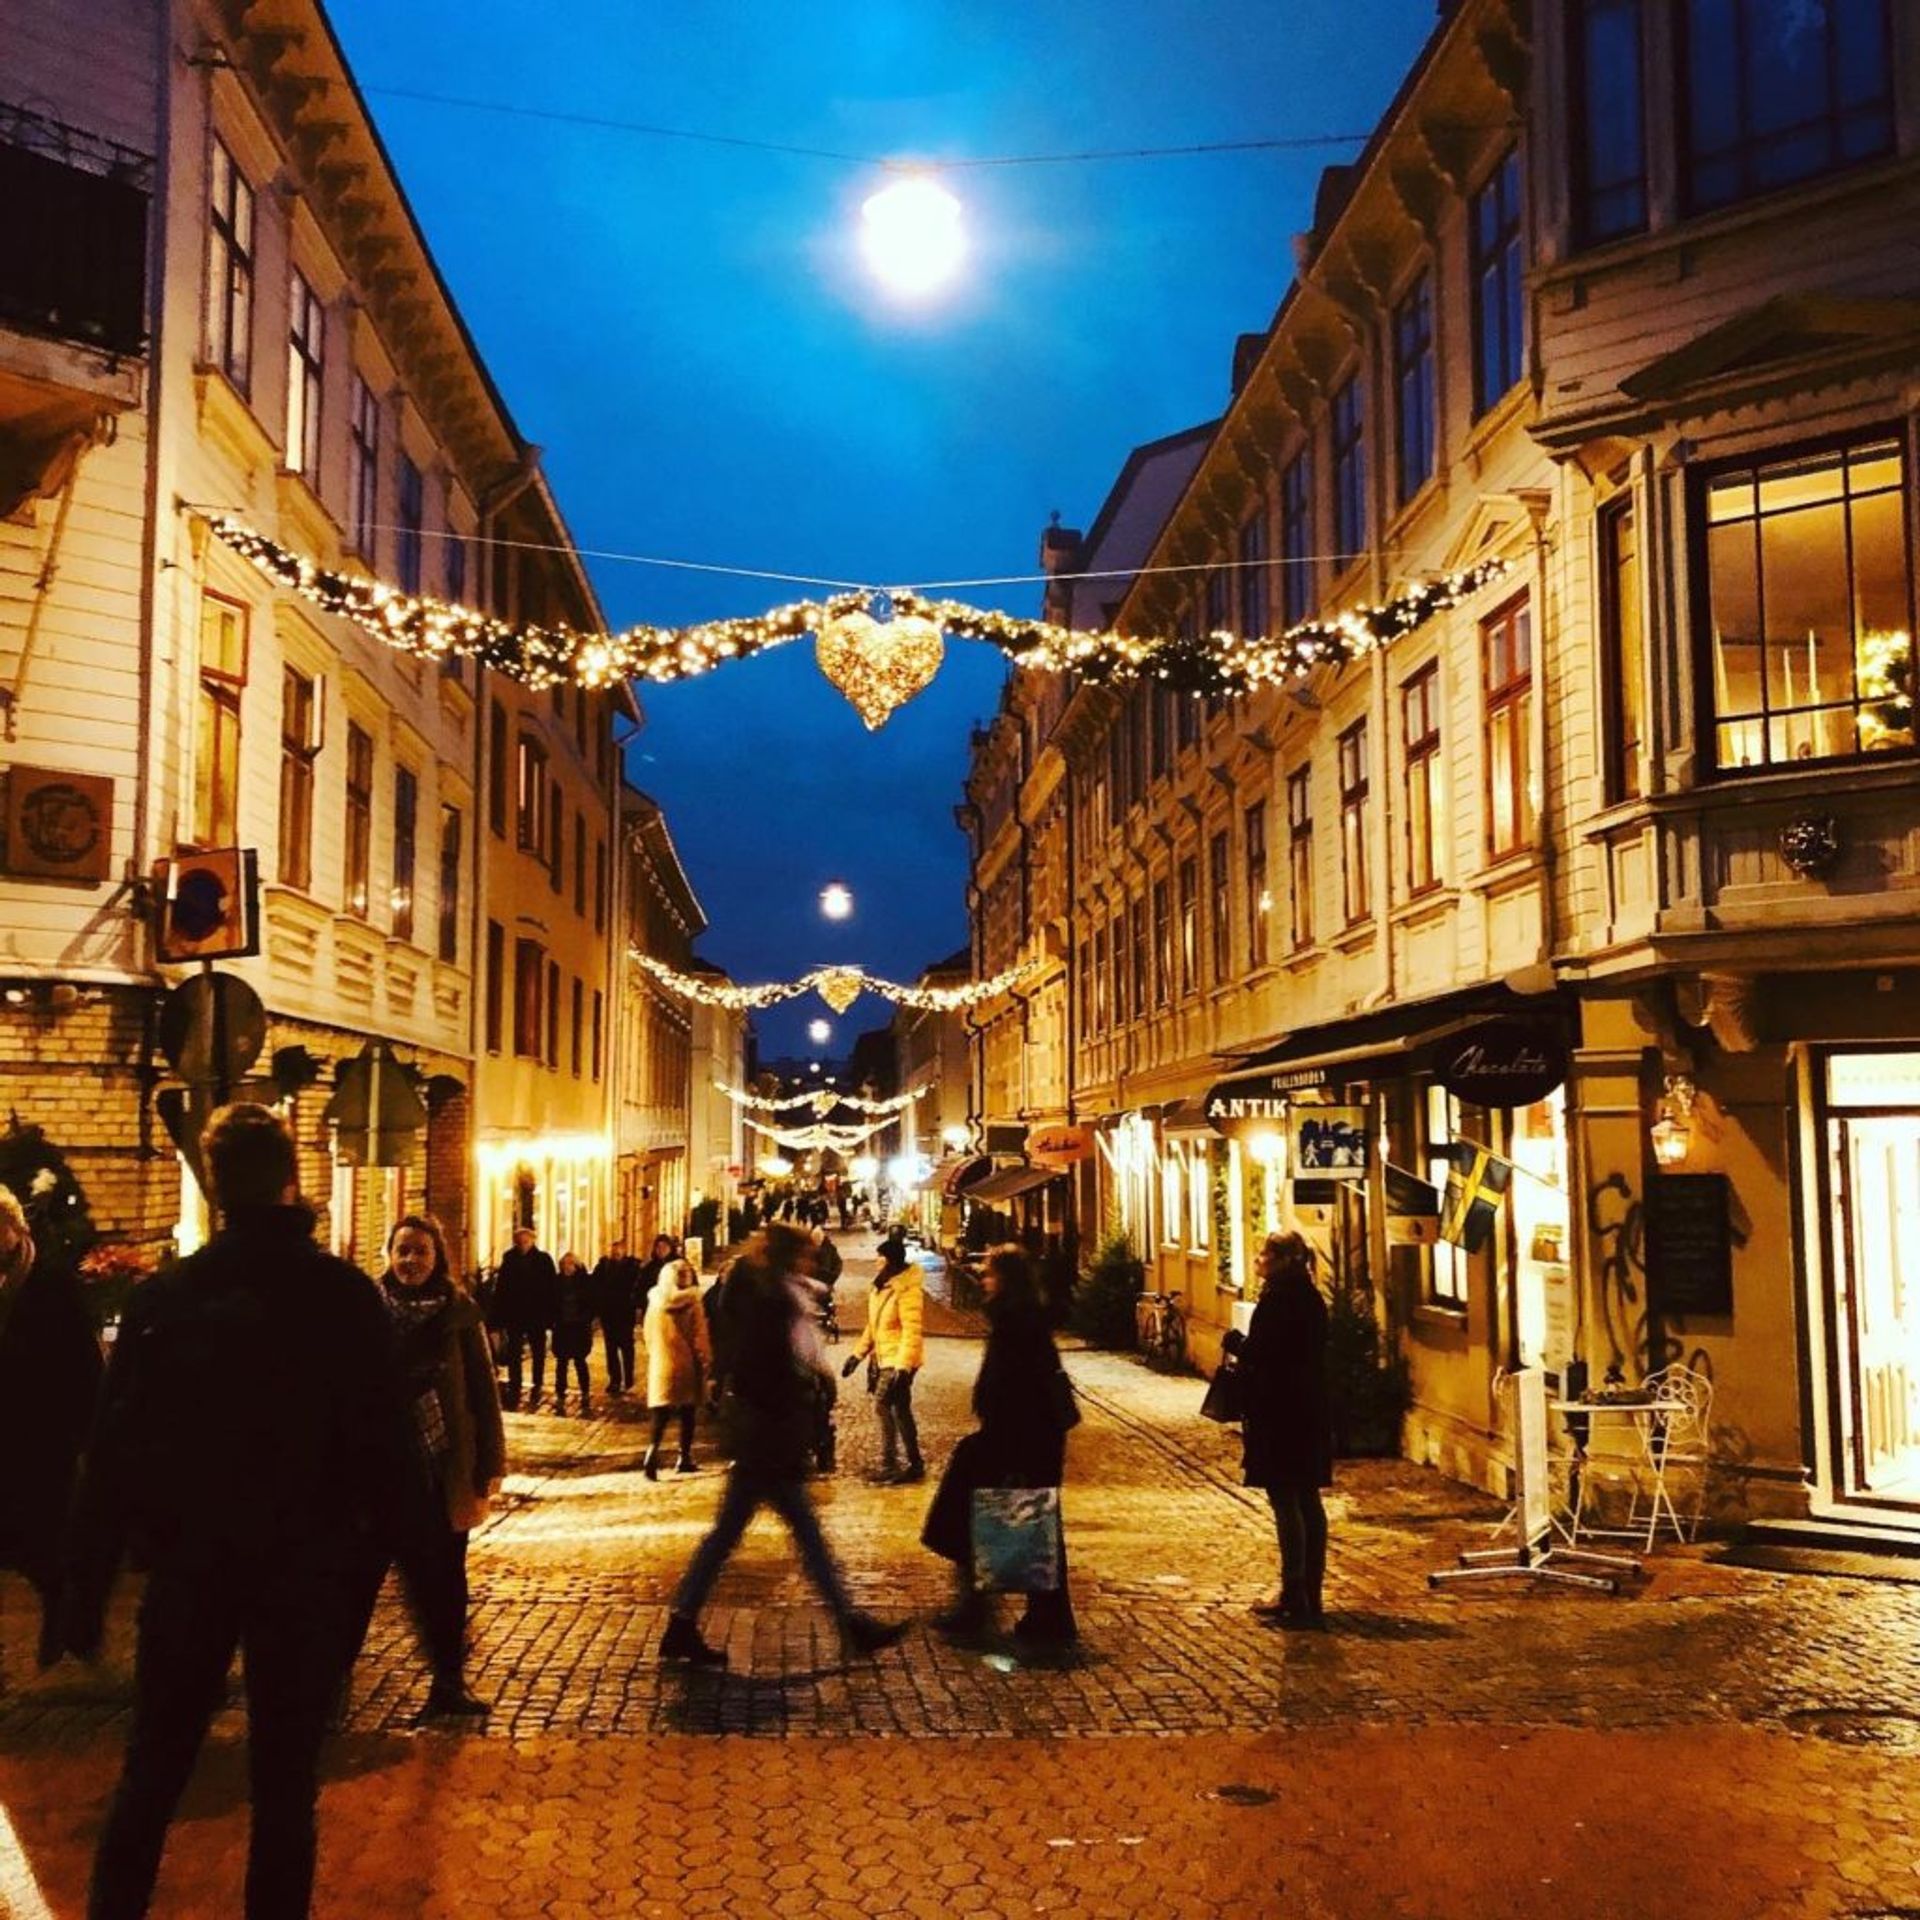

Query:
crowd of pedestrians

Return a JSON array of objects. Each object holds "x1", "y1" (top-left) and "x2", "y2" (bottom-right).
[{"x1": 0, "y1": 1098, "x2": 1337, "y2": 1917}]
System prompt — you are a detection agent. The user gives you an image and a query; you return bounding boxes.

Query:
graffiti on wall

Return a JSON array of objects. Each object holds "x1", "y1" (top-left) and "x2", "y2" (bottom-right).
[{"x1": 1586, "y1": 1169, "x2": 1712, "y2": 1380}]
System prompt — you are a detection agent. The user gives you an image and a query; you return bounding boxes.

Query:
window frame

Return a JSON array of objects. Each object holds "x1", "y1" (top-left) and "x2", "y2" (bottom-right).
[
  {"x1": 204, "y1": 138, "x2": 254, "y2": 391},
  {"x1": 395, "y1": 451, "x2": 424, "y2": 596},
  {"x1": 437, "y1": 804, "x2": 462, "y2": 964},
  {"x1": 1177, "y1": 854, "x2": 1198, "y2": 999},
  {"x1": 343, "y1": 721, "x2": 374, "y2": 920},
  {"x1": 1338, "y1": 718, "x2": 1371, "y2": 926},
  {"x1": 1424, "y1": 1083, "x2": 1470, "y2": 1308},
  {"x1": 348, "y1": 374, "x2": 380, "y2": 560},
  {"x1": 1237, "y1": 508, "x2": 1270, "y2": 640},
  {"x1": 277, "y1": 663, "x2": 319, "y2": 891},
  {"x1": 1151, "y1": 876, "x2": 1173, "y2": 1008},
  {"x1": 1392, "y1": 271, "x2": 1437, "y2": 507},
  {"x1": 285, "y1": 268, "x2": 323, "y2": 482},
  {"x1": 513, "y1": 937, "x2": 544, "y2": 1059},
  {"x1": 1599, "y1": 495, "x2": 1646, "y2": 803},
  {"x1": 1331, "y1": 377, "x2": 1367, "y2": 570},
  {"x1": 1286, "y1": 766, "x2": 1314, "y2": 950},
  {"x1": 391, "y1": 763, "x2": 418, "y2": 943},
  {"x1": 193, "y1": 592, "x2": 248, "y2": 850},
  {"x1": 1469, "y1": 148, "x2": 1525, "y2": 418},
  {"x1": 1484, "y1": 596, "x2": 1535, "y2": 856},
  {"x1": 1571, "y1": 0, "x2": 1649, "y2": 244},
  {"x1": 1281, "y1": 447, "x2": 1315, "y2": 626},
  {"x1": 1402, "y1": 662, "x2": 1443, "y2": 896},
  {"x1": 1244, "y1": 799, "x2": 1270, "y2": 969},
  {"x1": 1208, "y1": 829, "x2": 1231, "y2": 986},
  {"x1": 515, "y1": 733, "x2": 549, "y2": 854},
  {"x1": 485, "y1": 918, "x2": 505, "y2": 1053}
]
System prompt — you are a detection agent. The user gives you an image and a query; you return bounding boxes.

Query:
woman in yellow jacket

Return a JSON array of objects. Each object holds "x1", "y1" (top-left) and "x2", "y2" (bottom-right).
[{"x1": 842, "y1": 1234, "x2": 925, "y2": 1483}]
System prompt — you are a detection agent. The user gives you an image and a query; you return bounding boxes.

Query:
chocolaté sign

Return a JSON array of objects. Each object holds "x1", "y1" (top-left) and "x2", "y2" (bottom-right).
[{"x1": 1431, "y1": 1019, "x2": 1568, "y2": 1108}]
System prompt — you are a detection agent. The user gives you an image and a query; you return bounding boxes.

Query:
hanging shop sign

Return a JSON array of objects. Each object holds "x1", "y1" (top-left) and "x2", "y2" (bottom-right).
[
  {"x1": 1204, "y1": 1068, "x2": 1325, "y2": 1139},
  {"x1": 1431, "y1": 1019, "x2": 1568, "y2": 1109},
  {"x1": 1027, "y1": 1123, "x2": 1095, "y2": 1168},
  {"x1": 1, "y1": 766, "x2": 113, "y2": 883},
  {"x1": 1289, "y1": 1104, "x2": 1369, "y2": 1179}
]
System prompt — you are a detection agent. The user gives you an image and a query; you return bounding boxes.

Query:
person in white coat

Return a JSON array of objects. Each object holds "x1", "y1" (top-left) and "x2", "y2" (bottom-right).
[{"x1": 642, "y1": 1244, "x2": 712, "y2": 1479}]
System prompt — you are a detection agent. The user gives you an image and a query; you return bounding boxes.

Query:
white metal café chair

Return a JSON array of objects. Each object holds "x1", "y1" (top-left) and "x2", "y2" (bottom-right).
[{"x1": 1629, "y1": 1362, "x2": 1714, "y2": 1548}]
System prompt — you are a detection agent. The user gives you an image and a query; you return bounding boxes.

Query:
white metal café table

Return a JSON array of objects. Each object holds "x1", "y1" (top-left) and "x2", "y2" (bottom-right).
[{"x1": 1551, "y1": 1396, "x2": 1694, "y2": 1553}]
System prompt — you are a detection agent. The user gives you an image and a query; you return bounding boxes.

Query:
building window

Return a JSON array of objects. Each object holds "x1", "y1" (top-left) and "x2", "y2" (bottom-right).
[
  {"x1": 1403, "y1": 663, "x2": 1443, "y2": 895},
  {"x1": 277, "y1": 665, "x2": 318, "y2": 889},
  {"x1": 1152, "y1": 877, "x2": 1172, "y2": 1007},
  {"x1": 1108, "y1": 911, "x2": 1126, "y2": 1026},
  {"x1": 1331, "y1": 378, "x2": 1366, "y2": 568},
  {"x1": 391, "y1": 765, "x2": 417, "y2": 942},
  {"x1": 1237, "y1": 510, "x2": 1269, "y2": 639},
  {"x1": 1393, "y1": 273, "x2": 1436, "y2": 506},
  {"x1": 1245, "y1": 800, "x2": 1270, "y2": 969},
  {"x1": 1148, "y1": 687, "x2": 1170, "y2": 784},
  {"x1": 437, "y1": 806, "x2": 461, "y2": 963},
  {"x1": 204, "y1": 139, "x2": 253, "y2": 390},
  {"x1": 1683, "y1": 0, "x2": 1893, "y2": 213},
  {"x1": 545, "y1": 959, "x2": 561, "y2": 1067},
  {"x1": 573, "y1": 808, "x2": 587, "y2": 915},
  {"x1": 488, "y1": 700, "x2": 508, "y2": 836},
  {"x1": 1088, "y1": 924, "x2": 1106, "y2": 1032},
  {"x1": 1078, "y1": 932, "x2": 1095, "y2": 1036},
  {"x1": 1205, "y1": 567, "x2": 1231, "y2": 637},
  {"x1": 594, "y1": 839, "x2": 608, "y2": 932},
  {"x1": 515, "y1": 735, "x2": 548, "y2": 852},
  {"x1": 1121, "y1": 894, "x2": 1136, "y2": 1021},
  {"x1": 1703, "y1": 435, "x2": 1912, "y2": 770},
  {"x1": 592, "y1": 988, "x2": 604, "y2": 1081},
  {"x1": 485, "y1": 919, "x2": 504, "y2": 1052},
  {"x1": 446, "y1": 526, "x2": 467, "y2": 606},
  {"x1": 1470, "y1": 149, "x2": 1525, "y2": 416},
  {"x1": 395, "y1": 453, "x2": 424, "y2": 595},
  {"x1": 348, "y1": 375, "x2": 379, "y2": 558},
  {"x1": 571, "y1": 976, "x2": 584, "y2": 1077},
  {"x1": 1486, "y1": 597, "x2": 1535, "y2": 854},
  {"x1": 1281, "y1": 449, "x2": 1315, "y2": 626},
  {"x1": 1574, "y1": 0, "x2": 1647, "y2": 241},
  {"x1": 1287, "y1": 766, "x2": 1314, "y2": 949},
  {"x1": 1208, "y1": 830, "x2": 1230, "y2": 985},
  {"x1": 193, "y1": 594, "x2": 247, "y2": 848},
  {"x1": 1600, "y1": 497, "x2": 1646, "y2": 802},
  {"x1": 547, "y1": 778, "x2": 562, "y2": 883},
  {"x1": 1339, "y1": 719, "x2": 1371, "y2": 925},
  {"x1": 514, "y1": 938, "x2": 543, "y2": 1058},
  {"x1": 285, "y1": 270, "x2": 323, "y2": 481},
  {"x1": 344, "y1": 722, "x2": 373, "y2": 919},
  {"x1": 1425, "y1": 1083, "x2": 1468, "y2": 1306},
  {"x1": 1177, "y1": 855, "x2": 1198, "y2": 998}
]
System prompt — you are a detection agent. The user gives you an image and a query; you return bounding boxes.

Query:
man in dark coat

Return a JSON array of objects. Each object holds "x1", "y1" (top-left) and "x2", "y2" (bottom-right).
[
  {"x1": 589, "y1": 1238, "x2": 642, "y2": 1397},
  {"x1": 1226, "y1": 1230, "x2": 1333, "y2": 1627},
  {"x1": 0, "y1": 1187, "x2": 104, "y2": 1668},
  {"x1": 660, "y1": 1226, "x2": 906, "y2": 1668},
  {"x1": 63, "y1": 1103, "x2": 417, "y2": 1919},
  {"x1": 491, "y1": 1224, "x2": 559, "y2": 1410}
]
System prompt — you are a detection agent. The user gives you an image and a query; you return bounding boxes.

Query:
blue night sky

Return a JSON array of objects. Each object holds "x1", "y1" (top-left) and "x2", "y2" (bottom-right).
[{"x1": 327, "y1": 0, "x2": 1439, "y2": 1057}]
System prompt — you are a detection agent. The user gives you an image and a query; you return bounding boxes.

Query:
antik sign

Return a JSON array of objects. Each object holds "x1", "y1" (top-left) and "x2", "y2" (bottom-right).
[{"x1": 1204, "y1": 1067, "x2": 1326, "y2": 1138}]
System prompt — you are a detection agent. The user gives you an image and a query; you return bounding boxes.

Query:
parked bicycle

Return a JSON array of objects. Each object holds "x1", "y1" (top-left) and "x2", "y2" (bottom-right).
[{"x1": 1135, "y1": 1288, "x2": 1189, "y2": 1372}]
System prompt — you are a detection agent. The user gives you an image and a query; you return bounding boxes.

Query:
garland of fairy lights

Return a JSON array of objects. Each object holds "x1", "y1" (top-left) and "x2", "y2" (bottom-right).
[
  {"x1": 715, "y1": 1079, "x2": 930, "y2": 1116},
  {"x1": 744, "y1": 1115, "x2": 891, "y2": 1153},
  {"x1": 631, "y1": 951, "x2": 1039, "y2": 1014},
  {"x1": 203, "y1": 512, "x2": 1511, "y2": 711}
]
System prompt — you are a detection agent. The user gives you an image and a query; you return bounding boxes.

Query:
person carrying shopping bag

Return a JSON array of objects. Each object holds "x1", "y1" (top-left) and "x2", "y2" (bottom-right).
[{"x1": 841, "y1": 1232, "x2": 924, "y2": 1483}]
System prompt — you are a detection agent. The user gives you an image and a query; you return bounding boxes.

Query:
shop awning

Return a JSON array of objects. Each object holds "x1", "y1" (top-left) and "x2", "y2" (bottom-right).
[
  {"x1": 921, "y1": 1153, "x2": 991, "y2": 1197},
  {"x1": 964, "y1": 1165, "x2": 1060, "y2": 1204},
  {"x1": 1210, "y1": 983, "x2": 1571, "y2": 1090},
  {"x1": 1160, "y1": 1097, "x2": 1214, "y2": 1134}
]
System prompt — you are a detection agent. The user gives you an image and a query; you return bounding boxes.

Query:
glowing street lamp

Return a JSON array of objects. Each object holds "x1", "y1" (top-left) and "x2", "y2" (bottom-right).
[
  {"x1": 860, "y1": 173, "x2": 966, "y2": 298},
  {"x1": 819, "y1": 881, "x2": 854, "y2": 921},
  {"x1": 808, "y1": 1018, "x2": 833, "y2": 1045}
]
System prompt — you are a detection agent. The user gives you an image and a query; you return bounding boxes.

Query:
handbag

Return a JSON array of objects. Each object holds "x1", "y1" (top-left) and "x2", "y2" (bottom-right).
[
  {"x1": 1048, "y1": 1365, "x2": 1081, "y2": 1433},
  {"x1": 1199, "y1": 1358, "x2": 1244, "y2": 1424},
  {"x1": 970, "y1": 1486, "x2": 1063, "y2": 1592}
]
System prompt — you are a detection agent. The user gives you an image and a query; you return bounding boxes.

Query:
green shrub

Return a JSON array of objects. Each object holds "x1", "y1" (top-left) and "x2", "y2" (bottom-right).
[
  {"x1": 1326, "y1": 1270, "x2": 1410, "y2": 1457},
  {"x1": 687, "y1": 1197, "x2": 721, "y2": 1248},
  {"x1": 1072, "y1": 1228, "x2": 1144, "y2": 1349}
]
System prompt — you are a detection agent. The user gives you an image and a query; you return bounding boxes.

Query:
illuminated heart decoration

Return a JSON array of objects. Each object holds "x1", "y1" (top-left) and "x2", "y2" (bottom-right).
[
  {"x1": 812, "y1": 1092, "x2": 839, "y2": 1117},
  {"x1": 815, "y1": 609, "x2": 945, "y2": 730},
  {"x1": 816, "y1": 967, "x2": 864, "y2": 1015}
]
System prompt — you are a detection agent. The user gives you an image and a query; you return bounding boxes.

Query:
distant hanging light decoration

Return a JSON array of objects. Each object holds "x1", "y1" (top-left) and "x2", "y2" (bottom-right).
[{"x1": 818, "y1": 883, "x2": 855, "y2": 923}]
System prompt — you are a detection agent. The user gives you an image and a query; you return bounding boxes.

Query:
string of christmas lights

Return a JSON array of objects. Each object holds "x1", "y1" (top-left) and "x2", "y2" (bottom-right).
[
  {"x1": 714, "y1": 1079, "x2": 931, "y2": 1116},
  {"x1": 631, "y1": 951, "x2": 1038, "y2": 1013},
  {"x1": 744, "y1": 1115, "x2": 891, "y2": 1153},
  {"x1": 203, "y1": 513, "x2": 1511, "y2": 726}
]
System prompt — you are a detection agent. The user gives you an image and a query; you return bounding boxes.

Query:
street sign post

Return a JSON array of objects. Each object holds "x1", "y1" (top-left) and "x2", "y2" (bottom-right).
[{"x1": 323, "y1": 1040, "x2": 428, "y2": 1167}]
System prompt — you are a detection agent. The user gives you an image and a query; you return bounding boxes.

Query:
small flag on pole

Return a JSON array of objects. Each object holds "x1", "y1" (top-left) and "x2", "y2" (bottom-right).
[
  {"x1": 1384, "y1": 1163, "x2": 1441, "y2": 1245},
  {"x1": 1439, "y1": 1139, "x2": 1513, "y2": 1253}
]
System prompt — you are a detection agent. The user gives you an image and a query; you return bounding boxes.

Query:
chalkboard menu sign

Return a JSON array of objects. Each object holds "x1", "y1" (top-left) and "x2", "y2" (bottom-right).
[{"x1": 1645, "y1": 1173, "x2": 1733, "y2": 1317}]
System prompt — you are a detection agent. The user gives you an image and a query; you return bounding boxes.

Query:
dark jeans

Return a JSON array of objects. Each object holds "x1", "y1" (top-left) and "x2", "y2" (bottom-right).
[
  {"x1": 602, "y1": 1319, "x2": 636, "y2": 1392},
  {"x1": 343, "y1": 1496, "x2": 470, "y2": 1689},
  {"x1": 503, "y1": 1326, "x2": 547, "y2": 1404},
  {"x1": 1267, "y1": 1483, "x2": 1328, "y2": 1611},
  {"x1": 90, "y1": 1558, "x2": 355, "y2": 1920},
  {"x1": 553, "y1": 1351, "x2": 589, "y2": 1407},
  {"x1": 876, "y1": 1368, "x2": 922, "y2": 1472},
  {"x1": 672, "y1": 1464, "x2": 855, "y2": 1623}
]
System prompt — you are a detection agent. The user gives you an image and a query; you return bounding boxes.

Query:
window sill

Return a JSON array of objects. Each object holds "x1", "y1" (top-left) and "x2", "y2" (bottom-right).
[
  {"x1": 1466, "y1": 849, "x2": 1544, "y2": 893},
  {"x1": 1281, "y1": 943, "x2": 1324, "y2": 972},
  {"x1": 1414, "y1": 1302, "x2": 1469, "y2": 1333},
  {"x1": 1331, "y1": 919, "x2": 1375, "y2": 955},
  {"x1": 1391, "y1": 886, "x2": 1457, "y2": 928}
]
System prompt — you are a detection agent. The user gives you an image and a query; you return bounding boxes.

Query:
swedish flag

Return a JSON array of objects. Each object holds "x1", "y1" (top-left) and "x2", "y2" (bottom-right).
[{"x1": 1439, "y1": 1139, "x2": 1512, "y2": 1253}]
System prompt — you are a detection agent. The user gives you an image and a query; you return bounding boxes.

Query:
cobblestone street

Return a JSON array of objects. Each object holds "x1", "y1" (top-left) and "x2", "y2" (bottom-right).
[{"x1": 3, "y1": 1238, "x2": 1920, "y2": 1916}]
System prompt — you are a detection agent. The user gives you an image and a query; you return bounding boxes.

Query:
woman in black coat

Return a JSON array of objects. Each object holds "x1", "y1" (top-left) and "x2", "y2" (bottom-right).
[
  {"x1": 1229, "y1": 1230, "x2": 1332, "y2": 1628},
  {"x1": 923, "y1": 1244, "x2": 1077, "y2": 1645}
]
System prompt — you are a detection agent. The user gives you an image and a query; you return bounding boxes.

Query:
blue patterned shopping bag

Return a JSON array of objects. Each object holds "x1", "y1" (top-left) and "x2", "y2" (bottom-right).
[{"x1": 970, "y1": 1487, "x2": 1062, "y2": 1592}]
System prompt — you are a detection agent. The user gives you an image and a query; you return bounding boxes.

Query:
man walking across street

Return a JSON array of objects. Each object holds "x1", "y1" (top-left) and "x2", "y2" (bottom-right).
[
  {"x1": 63, "y1": 1103, "x2": 418, "y2": 1920},
  {"x1": 492, "y1": 1224, "x2": 558, "y2": 1410}
]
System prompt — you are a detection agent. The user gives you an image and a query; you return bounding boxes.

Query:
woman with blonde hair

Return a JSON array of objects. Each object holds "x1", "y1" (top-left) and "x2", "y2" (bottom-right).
[
  {"x1": 642, "y1": 1235, "x2": 711, "y2": 1478},
  {"x1": 1225, "y1": 1230, "x2": 1332, "y2": 1628},
  {"x1": 371, "y1": 1213, "x2": 505, "y2": 1717}
]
